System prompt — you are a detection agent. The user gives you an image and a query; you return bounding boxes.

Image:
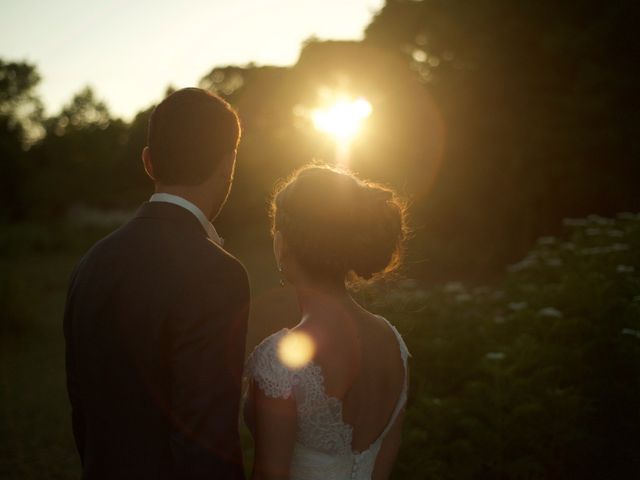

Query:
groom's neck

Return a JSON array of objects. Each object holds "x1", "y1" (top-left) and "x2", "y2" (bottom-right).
[{"x1": 154, "y1": 183, "x2": 216, "y2": 220}]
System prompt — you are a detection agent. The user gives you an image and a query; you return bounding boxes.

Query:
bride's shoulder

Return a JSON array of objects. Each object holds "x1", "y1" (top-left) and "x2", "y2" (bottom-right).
[
  {"x1": 246, "y1": 328, "x2": 289, "y2": 371},
  {"x1": 245, "y1": 329, "x2": 295, "y2": 399},
  {"x1": 247, "y1": 328, "x2": 288, "y2": 357}
]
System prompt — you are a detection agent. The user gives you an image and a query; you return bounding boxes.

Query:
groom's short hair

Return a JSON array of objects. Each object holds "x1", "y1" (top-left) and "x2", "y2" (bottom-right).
[{"x1": 148, "y1": 88, "x2": 240, "y2": 185}]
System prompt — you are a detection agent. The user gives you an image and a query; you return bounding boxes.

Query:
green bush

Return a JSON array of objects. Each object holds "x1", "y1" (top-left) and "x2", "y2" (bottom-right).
[{"x1": 366, "y1": 213, "x2": 640, "y2": 479}]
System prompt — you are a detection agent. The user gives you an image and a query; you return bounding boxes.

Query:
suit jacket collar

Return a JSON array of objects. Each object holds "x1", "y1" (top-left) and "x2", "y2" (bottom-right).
[
  {"x1": 148, "y1": 193, "x2": 223, "y2": 246},
  {"x1": 134, "y1": 201, "x2": 210, "y2": 239}
]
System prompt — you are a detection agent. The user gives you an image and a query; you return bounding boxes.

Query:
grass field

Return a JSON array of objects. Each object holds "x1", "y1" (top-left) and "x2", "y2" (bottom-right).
[{"x1": 1, "y1": 252, "x2": 80, "y2": 478}]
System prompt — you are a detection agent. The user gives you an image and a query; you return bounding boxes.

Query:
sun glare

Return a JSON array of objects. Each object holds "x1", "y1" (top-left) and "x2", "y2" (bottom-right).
[
  {"x1": 277, "y1": 331, "x2": 315, "y2": 369},
  {"x1": 311, "y1": 97, "x2": 372, "y2": 141}
]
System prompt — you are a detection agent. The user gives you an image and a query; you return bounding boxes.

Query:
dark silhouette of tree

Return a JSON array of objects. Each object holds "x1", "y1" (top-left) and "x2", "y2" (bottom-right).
[
  {"x1": 27, "y1": 87, "x2": 128, "y2": 216},
  {"x1": 0, "y1": 59, "x2": 43, "y2": 143},
  {"x1": 46, "y1": 86, "x2": 111, "y2": 135},
  {"x1": 365, "y1": 0, "x2": 640, "y2": 280},
  {"x1": 0, "y1": 60, "x2": 44, "y2": 221}
]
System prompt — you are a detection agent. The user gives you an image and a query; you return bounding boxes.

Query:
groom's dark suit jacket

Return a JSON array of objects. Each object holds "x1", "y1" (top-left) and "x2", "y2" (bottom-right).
[{"x1": 64, "y1": 201, "x2": 250, "y2": 480}]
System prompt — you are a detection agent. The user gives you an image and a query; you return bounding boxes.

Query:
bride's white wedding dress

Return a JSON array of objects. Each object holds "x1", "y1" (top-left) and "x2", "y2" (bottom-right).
[{"x1": 245, "y1": 316, "x2": 410, "y2": 480}]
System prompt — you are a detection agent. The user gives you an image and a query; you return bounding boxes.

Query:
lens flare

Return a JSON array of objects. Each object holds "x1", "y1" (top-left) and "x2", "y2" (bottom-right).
[
  {"x1": 311, "y1": 97, "x2": 372, "y2": 141},
  {"x1": 277, "y1": 331, "x2": 315, "y2": 369}
]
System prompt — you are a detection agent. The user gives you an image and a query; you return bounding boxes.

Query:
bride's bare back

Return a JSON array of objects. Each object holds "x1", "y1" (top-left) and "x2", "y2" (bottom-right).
[
  {"x1": 302, "y1": 311, "x2": 406, "y2": 453},
  {"x1": 245, "y1": 305, "x2": 409, "y2": 480},
  {"x1": 296, "y1": 309, "x2": 408, "y2": 479}
]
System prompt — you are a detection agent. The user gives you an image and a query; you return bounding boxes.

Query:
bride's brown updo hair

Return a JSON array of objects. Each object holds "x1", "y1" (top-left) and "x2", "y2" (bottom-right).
[{"x1": 270, "y1": 164, "x2": 408, "y2": 282}]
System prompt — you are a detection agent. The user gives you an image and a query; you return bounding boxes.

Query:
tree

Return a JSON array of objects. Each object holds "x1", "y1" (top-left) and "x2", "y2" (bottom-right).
[
  {"x1": 28, "y1": 87, "x2": 128, "y2": 216},
  {"x1": 0, "y1": 59, "x2": 44, "y2": 221},
  {"x1": 0, "y1": 59, "x2": 44, "y2": 145},
  {"x1": 46, "y1": 86, "x2": 111, "y2": 136},
  {"x1": 365, "y1": 0, "x2": 640, "y2": 280}
]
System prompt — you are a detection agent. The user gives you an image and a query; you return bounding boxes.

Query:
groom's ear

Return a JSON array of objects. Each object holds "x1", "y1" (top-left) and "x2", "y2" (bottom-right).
[{"x1": 142, "y1": 146, "x2": 155, "y2": 180}]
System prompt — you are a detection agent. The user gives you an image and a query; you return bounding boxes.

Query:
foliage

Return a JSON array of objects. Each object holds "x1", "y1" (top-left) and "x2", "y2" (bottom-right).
[
  {"x1": 360, "y1": 213, "x2": 640, "y2": 479},
  {"x1": 365, "y1": 0, "x2": 640, "y2": 280},
  {"x1": 46, "y1": 87, "x2": 111, "y2": 134},
  {"x1": 0, "y1": 59, "x2": 43, "y2": 143},
  {"x1": 0, "y1": 60, "x2": 44, "y2": 221},
  {"x1": 2, "y1": 3, "x2": 639, "y2": 278},
  {"x1": 26, "y1": 87, "x2": 131, "y2": 216}
]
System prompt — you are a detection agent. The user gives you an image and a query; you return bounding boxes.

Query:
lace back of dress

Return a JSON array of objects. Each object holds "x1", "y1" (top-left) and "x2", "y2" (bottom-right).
[{"x1": 246, "y1": 320, "x2": 411, "y2": 480}]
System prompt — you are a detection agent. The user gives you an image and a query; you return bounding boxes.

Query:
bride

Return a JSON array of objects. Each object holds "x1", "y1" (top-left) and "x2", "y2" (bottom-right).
[{"x1": 243, "y1": 164, "x2": 410, "y2": 480}]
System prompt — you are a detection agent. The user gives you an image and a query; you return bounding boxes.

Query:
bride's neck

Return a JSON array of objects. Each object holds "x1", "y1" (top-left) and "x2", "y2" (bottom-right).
[{"x1": 294, "y1": 280, "x2": 354, "y2": 321}]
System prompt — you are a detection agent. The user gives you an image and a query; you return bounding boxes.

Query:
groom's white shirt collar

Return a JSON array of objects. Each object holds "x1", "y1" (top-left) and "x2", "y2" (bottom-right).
[{"x1": 149, "y1": 193, "x2": 224, "y2": 246}]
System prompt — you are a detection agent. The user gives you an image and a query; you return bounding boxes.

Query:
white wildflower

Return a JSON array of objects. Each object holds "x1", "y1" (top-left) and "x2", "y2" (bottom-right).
[
  {"x1": 545, "y1": 258, "x2": 563, "y2": 267},
  {"x1": 399, "y1": 278, "x2": 419, "y2": 290},
  {"x1": 563, "y1": 218, "x2": 588, "y2": 227},
  {"x1": 579, "y1": 246, "x2": 605, "y2": 256},
  {"x1": 538, "y1": 236, "x2": 556, "y2": 245},
  {"x1": 508, "y1": 255, "x2": 537, "y2": 272},
  {"x1": 582, "y1": 243, "x2": 629, "y2": 255},
  {"x1": 486, "y1": 352, "x2": 506, "y2": 361},
  {"x1": 562, "y1": 242, "x2": 576, "y2": 250},
  {"x1": 455, "y1": 293, "x2": 472, "y2": 303},
  {"x1": 587, "y1": 214, "x2": 614, "y2": 226},
  {"x1": 586, "y1": 227, "x2": 601, "y2": 236},
  {"x1": 616, "y1": 265, "x2": 635, "y2": 273},
  {"x1": 610, "y1": 243, "x2": 629, "y2": 252},
  {"x1": 537, "y1": 307, "x2": 563, "y2": 318},
  {"x1": 443, "y1": 282, "x2": 464, "y2": 294},
  {"x1": 607, "y1": 229, "x2": 624, "y2": 237},
  {"x1": 493, "y1": 315, "x2": 506, "y2": 324},
  {"x1": 621, "y1": 328, "x2": 640, "y2": 339},
  {"x1": 473, "y1": 286, "x2": 490, "y2": 295},
  {"x1": 508, "y1": 301, "x2": 528, "y2": 311},
  {"x1": 384, "y1": 291, "x2": 409, "y2": 305},
  {"x1": 492, "y1": 290, "x2": 505, "y2": 300},
  {"x1": 617, "y1": 212, "x2": 635, "y2": 220},
  {"x1": 411, "y1": 290, "x2": 430, "y2": 302}
]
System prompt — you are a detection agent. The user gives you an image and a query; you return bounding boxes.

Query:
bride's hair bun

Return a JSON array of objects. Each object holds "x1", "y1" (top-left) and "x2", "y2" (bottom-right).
[{"x1": 270, "y1": 164, "x2": 408, "y2": 281}]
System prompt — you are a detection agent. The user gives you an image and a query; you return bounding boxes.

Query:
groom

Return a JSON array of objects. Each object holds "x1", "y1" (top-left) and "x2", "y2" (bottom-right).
[{"x1": 63, "y1": 88, "x2": 249, "y2": 480}]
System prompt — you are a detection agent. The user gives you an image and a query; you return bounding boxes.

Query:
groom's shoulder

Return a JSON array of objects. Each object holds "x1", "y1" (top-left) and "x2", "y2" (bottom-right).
[
  {"x1": 74, "y1": 220, "x2": 130, "y2": 263},
  {"x1": 198, "y1": 241, "x2": 248, "y2": 283},
  {"x1": 173, "y1": 243, "x2": 250, "y2": 305},
  {"x1": 73, "y1": 213, "x2": 248, "y2": 289}
]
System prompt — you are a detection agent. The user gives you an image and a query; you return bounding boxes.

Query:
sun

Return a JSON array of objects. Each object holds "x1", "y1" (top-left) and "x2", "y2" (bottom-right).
[{"x1": 311, "y1": 97, "x2": 372, "y2": 141}]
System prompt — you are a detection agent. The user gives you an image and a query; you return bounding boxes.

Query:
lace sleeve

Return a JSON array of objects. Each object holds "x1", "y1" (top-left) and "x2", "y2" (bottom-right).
[{"x1": 245, "y1": 330, "x2": 294, "y2": 399}]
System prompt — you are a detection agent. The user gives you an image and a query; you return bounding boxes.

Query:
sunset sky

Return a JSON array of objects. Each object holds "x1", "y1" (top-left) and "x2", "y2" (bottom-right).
[{"x1": 0, "y1": 0, "x2": 384, "y2": 119}]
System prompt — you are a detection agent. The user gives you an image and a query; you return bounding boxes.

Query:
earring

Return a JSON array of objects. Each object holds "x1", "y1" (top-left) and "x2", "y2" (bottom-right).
[{"x1": 278, "y1": 265, "x2": 285, "y2": 287}]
